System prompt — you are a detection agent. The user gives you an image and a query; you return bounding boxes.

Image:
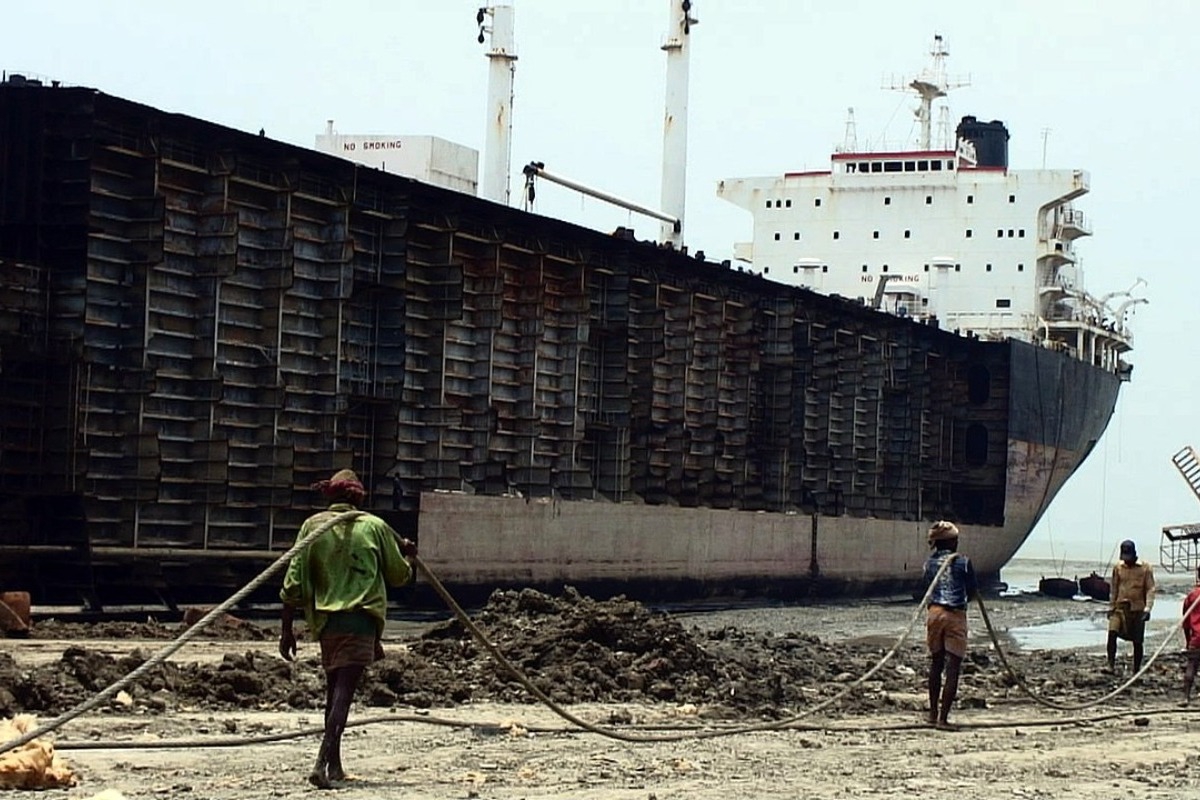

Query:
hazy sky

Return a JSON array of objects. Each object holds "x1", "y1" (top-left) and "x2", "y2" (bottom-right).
[{"x1": 4, "y1": 1, "x2": 1198, "y2": 571}]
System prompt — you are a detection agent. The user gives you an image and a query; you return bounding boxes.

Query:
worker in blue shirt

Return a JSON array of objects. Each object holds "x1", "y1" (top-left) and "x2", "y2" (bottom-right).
[{"x1": 922, "y1": 520, "x2": 977, "y2": 730}]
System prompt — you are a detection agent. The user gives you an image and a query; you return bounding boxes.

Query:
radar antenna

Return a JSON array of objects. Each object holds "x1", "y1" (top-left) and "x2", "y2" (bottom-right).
[{"x1": 885, "y1": 34, "x2": 970, "y2": 150}]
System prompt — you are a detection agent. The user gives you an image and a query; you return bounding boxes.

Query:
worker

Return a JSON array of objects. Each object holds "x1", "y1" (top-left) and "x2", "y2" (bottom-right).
[
  {"x1": 1106, "y1": 539, "x2": 1155, "y2": 674},
  {"x1": 279, "y1": 468, "x2": 417, "y2": 790},
  {"x1": 1182, "y1": 566, "x2": 1200, "y2": 704},
  {"x1": 921, "y1": 520, "x2": 977, "y2": 731}
]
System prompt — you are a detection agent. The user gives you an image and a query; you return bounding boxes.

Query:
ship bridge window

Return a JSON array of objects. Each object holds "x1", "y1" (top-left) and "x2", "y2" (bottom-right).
[
  {"x1": 995, "y1": 298, "x2": 1011, "y2": 308},
  {"x1": 871, "y1": 162, "x2": 882, "y2": 173},
  {"x1": 965, "y1": 423, "x2": 989, "y2": 465},
  {"x1": 846, "y1": 163, "x2": 856, "y2": 173},
  {"x1": 858, "y1": 162, "x2": 869, "y2": 172},
  {"x1": 931, "y1": 161, "x2": 942, "y2": 171},
  {"x1": 905, "y1": 161, "x2": 916, "y2": 171},
  {"x1": 884, "y1": 161, "x2": 902, "y2": 172},
  {"x1": 918, "y1": 160, "x2": 929, "y2": 170}
]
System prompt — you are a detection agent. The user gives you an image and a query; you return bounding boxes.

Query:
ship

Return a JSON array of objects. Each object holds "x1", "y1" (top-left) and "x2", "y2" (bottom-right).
[{"x1": 0, "y1": 10, "x2": 1137, "y2": 608}]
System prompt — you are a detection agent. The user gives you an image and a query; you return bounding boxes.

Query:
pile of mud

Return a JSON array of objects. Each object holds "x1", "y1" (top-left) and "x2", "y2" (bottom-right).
[
  {"x1": 1, "y1": 588, "x2": 1182, "y2": 719},
  {"x1": 32, "y1": 613, "x2": 272, "y2": 643}
]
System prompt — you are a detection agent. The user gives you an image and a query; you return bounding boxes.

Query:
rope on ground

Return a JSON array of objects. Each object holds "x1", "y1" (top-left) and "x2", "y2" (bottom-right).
[
  {"x1": 0, "y1": 510, "x2": 366, "y2": 758},
  {"x1": 52, "y1": 701, "x2": 1200, "y2": 751},
  {"x1": 404, "y1": 548, "x2": 955, "y2": 742},
  {"x1": 975, "y1": 587, "x2": 1200, "y2": 711},
  {"x1": 6, "y1": 533, "x2": 952, "y2": 751}
]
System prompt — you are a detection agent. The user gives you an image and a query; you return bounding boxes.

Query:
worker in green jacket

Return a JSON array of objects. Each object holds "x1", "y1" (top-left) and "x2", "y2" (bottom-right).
[{"x1": 279, "y1": 468, "x2": 416, "y2": 790}]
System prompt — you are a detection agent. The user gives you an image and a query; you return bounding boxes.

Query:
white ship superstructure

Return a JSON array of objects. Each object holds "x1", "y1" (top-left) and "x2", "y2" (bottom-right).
[{"x1": 717, "y1": 36, "x2": 1139, "y2": 378}]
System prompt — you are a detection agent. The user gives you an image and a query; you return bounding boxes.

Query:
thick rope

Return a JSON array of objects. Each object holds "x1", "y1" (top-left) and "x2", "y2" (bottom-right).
[
  {"x1": 0, "y1": 510, "x2": 365, "y2": 757},
  {"x1": 3, "y1": 537, "x2": 950, "y2": 751},
  {"x1": 404, "y1": 546, "x2": 955, "y2": 742},
  {"x1": 52, "y1": 700, "x2": 1200, "y2": 751},
  {"x1": 976, "y1": 585, "x2": 1200, "y2": 711}
]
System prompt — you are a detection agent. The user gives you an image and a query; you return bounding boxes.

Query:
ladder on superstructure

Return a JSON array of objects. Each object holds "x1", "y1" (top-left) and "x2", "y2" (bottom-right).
[{"x1": 1160, "y1": 446, "x2": 1200, "y2": 573}]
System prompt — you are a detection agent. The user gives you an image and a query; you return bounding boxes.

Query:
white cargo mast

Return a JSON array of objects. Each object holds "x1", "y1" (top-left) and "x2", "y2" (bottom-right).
[
  {"x1": 660, "y1": 0, "x2": 696, "y2": 246},
  {"x1": 478, "y1": 5, "x2": 517, "y2": 205}
]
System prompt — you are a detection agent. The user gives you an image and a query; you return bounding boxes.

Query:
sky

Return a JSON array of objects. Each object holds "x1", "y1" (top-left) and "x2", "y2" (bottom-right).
[{"x1": 4, "y1": 1, "x2": 1198, "y2": 571}]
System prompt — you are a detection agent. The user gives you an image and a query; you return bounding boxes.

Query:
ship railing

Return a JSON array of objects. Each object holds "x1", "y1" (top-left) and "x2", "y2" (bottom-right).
[{"x1": 1056, "y1": 207, "x2": 1091, "y2": 238}]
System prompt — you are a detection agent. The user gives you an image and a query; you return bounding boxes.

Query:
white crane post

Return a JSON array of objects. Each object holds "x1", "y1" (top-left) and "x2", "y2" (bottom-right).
[
  {"x1": 481, "y1": 4, "x2": 517, "y2": 205},
  {"x1": 660, "y1": 0, "x2": 695, "y2": 247}
]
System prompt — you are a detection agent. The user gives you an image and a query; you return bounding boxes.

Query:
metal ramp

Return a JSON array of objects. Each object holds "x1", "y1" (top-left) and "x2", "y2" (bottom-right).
[
  {"x1": 1172, "y1": 446, "x2": 1200, "y2": 503},
  {"x1": 1161, "y1": 446, "x2": 1200, "y2": 574}
]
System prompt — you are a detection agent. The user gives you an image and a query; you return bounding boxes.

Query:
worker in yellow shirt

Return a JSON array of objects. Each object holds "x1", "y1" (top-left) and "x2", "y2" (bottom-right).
[{"x1": 1106, "y1": 539, "x2": 1155, "y2": 674}]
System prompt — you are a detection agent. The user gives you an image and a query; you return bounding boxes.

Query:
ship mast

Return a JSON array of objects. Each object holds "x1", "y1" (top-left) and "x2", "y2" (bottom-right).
[
  {"x1": 478, "y1": 4, "x2": 517, "y2": 205},
  {"x1": 887, "y1": 34, "x2": 969, "y2": 150},
  {"x1": 660, "y1": 0, "x2": 696, "y2": 246}
]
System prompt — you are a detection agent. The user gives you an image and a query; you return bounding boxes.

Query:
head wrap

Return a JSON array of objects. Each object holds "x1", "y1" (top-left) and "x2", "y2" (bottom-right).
[
  {"x1": 927, "y1": 520, "x2": 960, "y2": 543},
  {"x1": 312, "y1": 468, "x2": 366, "y2": 505},
  {"x1": 1119, "y1": 539, "x2": 1137, "y2": 558}
]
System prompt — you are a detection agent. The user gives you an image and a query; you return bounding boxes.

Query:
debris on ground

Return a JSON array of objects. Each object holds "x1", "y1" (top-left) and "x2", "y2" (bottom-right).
[
  {"x1": 0, "y1": 588, "x2": 1180, "y2": 719},
  {"x1": 0, "y1": 715, "x2": 76, "y2": 789}
]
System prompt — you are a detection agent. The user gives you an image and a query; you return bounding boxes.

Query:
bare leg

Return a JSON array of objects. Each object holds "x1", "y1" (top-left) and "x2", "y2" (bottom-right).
[
  {"x1": 1133, "y1": 637, "x2": 1145, "y2": 674},
  {"x1": 937, "y1": 652, "x2": 963, "y2": 729},
  {"x1": 318, "y1": 665, "x2": 364, "y2": 786},
  {"x1": 1106, "y1": 631, "x2": 1118, "y2": 671},
  {"x1": 928, "y1": 650, "x2": 945, "y2": 724}
]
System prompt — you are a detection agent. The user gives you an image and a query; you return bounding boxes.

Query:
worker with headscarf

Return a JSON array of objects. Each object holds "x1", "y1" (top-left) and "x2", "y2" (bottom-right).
[
  {"x1": 279, "y1": 468, "x2": 417, "y2": 789},
  {"x1": 922, "y1": 520, "x2": 977, "y2": 731}
]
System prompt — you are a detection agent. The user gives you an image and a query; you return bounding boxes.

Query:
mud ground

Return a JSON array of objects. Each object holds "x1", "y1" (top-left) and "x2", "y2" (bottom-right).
[{"x1": 5, "y1": 588, "x2": 1200, "y2": 798}]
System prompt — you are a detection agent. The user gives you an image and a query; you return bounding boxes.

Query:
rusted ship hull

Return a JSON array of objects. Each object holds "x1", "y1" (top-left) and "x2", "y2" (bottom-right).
[{"x1": 0, "y1": 85, "x2": 1121, "y2": 605}]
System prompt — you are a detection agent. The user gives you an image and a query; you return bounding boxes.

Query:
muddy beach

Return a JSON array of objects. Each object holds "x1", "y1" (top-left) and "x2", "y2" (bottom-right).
[{"x1": 4, "y1": 587, "x2": 1200, "y2": 799}]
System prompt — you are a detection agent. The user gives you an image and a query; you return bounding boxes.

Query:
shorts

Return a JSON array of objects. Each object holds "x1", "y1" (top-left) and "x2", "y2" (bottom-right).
[
  {"x1": 1107, "y1": 606, "x2": 1145, "y2": 642},
  {"x1": 926, "y1": 605, "x2": 967, "y2": 658},
  {"x1": 319, "y1": 632, "x2": 378, "y2": 673}
]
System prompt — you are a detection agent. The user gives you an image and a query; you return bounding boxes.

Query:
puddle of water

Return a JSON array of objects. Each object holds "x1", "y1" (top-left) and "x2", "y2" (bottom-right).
[{"x1": 1007, "y1": 616, "x2": 1108, "y2": 650}]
